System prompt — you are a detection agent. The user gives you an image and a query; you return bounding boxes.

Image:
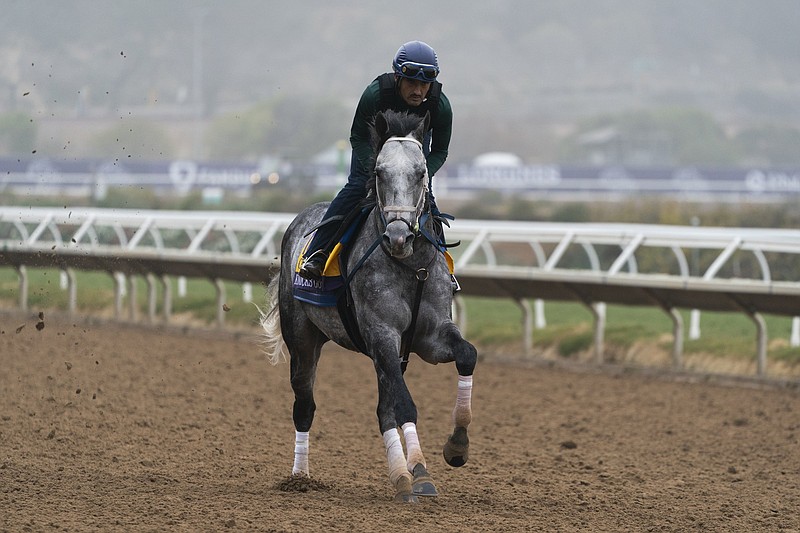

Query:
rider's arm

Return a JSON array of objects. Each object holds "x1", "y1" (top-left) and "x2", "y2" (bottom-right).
[
  {"x1": 426, "y1": 92, "x2": 452, "y2": 178},
  {"x1": 349, "y1": 81, "x2": 381, "y2": 172}
]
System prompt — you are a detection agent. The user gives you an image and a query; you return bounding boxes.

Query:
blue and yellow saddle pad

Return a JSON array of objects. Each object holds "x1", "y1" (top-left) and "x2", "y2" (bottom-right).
[
  {"x1": 292, "y1": 209, "x2": 369, "y2": 307},
  {"x1": 292, "y1": 236, "x2": 346, "y2": 307}
]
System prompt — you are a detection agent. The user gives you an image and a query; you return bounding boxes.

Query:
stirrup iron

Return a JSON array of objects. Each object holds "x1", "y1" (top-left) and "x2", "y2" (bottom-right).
[{"x1": 298, "y1": 249, "x2": 329, "y2": 280}]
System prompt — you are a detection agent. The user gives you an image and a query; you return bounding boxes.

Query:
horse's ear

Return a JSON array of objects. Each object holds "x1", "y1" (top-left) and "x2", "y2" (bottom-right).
[
  {"x1": 375, "y1": 111, "x2": 389, "y2": 139},
  {"x1": 414, "y1": 111, "x2": 430, "y2": 142}
]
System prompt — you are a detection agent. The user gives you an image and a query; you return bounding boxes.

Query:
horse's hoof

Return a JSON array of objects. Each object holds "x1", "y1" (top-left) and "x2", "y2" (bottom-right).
[
  {"x1": 443, "y1": 426, "x2": 469, "y2": 468},
  {"x1": 394, "y1": 491, "x2": 419, "y2": 503},
  {"x1": 393, "y1": 474, "x2": 418, "y2": 503},
  {"x1": 444, "y1": 453, "x2": 467, "y2": 468},
  {"x1": 411, "y1": 464, "x2": 439, "y2": 497}
]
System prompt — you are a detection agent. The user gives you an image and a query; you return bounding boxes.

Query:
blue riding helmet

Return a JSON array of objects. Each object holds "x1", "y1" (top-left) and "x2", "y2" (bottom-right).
[{"x1": 392, "y1": 41, "x2": 440, "y2": 83}]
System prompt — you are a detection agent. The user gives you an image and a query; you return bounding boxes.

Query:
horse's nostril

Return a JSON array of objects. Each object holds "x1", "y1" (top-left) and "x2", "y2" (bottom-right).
[{"x1": 384, "y1": 220, "x2": 414, "y2": 254}]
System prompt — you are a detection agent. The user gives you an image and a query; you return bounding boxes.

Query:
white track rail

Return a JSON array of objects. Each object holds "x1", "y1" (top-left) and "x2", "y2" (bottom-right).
[{"x1": 2, "y1": 207, "x2": 799, "y2": 376}]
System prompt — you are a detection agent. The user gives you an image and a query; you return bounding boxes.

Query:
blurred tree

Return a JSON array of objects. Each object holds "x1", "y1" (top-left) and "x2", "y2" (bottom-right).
[
  {"x1": 205, "y1": 101, "x2": 274, "y2": 160},
  {"x1": 734, "y1": 125, "x2": 800, "y2": 165},
  {"x1": 551, "y1": 202, "x2": 590, "y2": 222},
  {"x1": 507, "y1": 198, "x2": 544, "y2": 221},
  {"x1": 87, "y1": 119, "x2": 174, "y2": 160},
  {"x1": 559, "y1": 107, "x2": 737, "y2": 165},
  {"x1": 651, "y1": 107, "x2": 736, "y2": 164},
  {"x1": 452, "y1": 191, "x2": 507, "y2": 220},
  {"x1": 0, "y1": 112, "x2": 36, "y2": 154},
  {"x1": 205, "y1": 96, "x2": 348, "y2": 161}
]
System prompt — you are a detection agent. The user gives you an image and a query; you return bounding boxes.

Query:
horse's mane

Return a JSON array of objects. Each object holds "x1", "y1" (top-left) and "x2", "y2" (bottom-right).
[
  {"x1": 369, "y1": 110, "x2": 425, "y2": 156},
  {"x1": 364, "y1": 110, "x2": 426, "y2": 198}
]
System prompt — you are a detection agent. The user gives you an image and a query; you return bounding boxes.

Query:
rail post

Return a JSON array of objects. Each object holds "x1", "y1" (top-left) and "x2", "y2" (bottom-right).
[
  {"x1": 16, "y1": 265, "x2": 28, "y2": 312},
  {"x1": 515, "y1": 298, "x2": 533, "y2": 356}
]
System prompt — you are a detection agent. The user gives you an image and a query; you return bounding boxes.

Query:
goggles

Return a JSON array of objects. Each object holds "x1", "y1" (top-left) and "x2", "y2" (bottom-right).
[{"x1": 398, "y1": 61, "x2": 439, "y2": 82}]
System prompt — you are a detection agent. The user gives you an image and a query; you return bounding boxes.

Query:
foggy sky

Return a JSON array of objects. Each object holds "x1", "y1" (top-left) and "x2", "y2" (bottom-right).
[{"x1": 1, "y1": 0, "x2": 799, "y2": 161}]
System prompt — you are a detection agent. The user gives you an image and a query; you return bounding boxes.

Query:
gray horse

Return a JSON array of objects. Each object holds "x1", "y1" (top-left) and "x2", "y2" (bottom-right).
[{"x1": 261, "y1": 110, "x2": 477, "y2": 502}]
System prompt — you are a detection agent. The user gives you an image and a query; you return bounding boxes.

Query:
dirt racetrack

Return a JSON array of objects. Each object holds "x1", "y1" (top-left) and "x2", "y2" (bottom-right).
[{"x1": 1, "y1": 313, "x2": 799, "y2": 532}]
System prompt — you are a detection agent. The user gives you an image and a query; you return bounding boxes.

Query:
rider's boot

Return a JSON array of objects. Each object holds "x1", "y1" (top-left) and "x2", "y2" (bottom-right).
[
  {"x1": 432, "y1": 217, "x2": 462, "y2": 293},
  {"x1": 429, "y1": 205, "x2": 461, "y2": 294},
  {"x1": 298, "y1": 249, "x2": 329, "y2": 280}
]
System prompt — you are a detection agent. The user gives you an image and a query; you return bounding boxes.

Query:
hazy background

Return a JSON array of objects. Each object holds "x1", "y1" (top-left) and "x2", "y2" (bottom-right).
[{"x1": 1, "y1": 0, "x2": 799, "y2": 167}]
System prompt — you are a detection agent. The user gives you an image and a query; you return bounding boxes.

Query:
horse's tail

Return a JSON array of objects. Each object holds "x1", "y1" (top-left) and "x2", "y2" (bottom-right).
[{"x1": 258, "y1": 274, "x2": 288, "y2": 365}]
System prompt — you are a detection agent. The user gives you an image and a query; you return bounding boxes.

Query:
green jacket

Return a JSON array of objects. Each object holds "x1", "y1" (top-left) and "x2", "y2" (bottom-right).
[{"x1": 349, "y1": 76, "x2": 453, "y2": 178}]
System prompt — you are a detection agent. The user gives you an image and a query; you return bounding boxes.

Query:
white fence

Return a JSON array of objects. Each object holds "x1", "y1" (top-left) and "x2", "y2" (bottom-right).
[{"x1": 2, "y1": 207, "x2": 799, "y2": 376}]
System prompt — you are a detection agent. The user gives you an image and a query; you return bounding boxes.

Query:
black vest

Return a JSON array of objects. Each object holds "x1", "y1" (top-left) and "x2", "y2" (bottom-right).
[{"x1": 375, "y1": 73, "x2": 442, "y2": 124}]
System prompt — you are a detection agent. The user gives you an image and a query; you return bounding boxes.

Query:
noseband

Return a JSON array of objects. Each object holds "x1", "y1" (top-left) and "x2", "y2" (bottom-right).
[{"x1": 376, "y1": 136, "x2": 428, "y2": 233}]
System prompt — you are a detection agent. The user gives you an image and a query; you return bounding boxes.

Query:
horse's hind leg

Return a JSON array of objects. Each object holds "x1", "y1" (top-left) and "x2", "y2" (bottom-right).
[{"x1": 286, "y1": 329, "x2": 325, "y2": 477}]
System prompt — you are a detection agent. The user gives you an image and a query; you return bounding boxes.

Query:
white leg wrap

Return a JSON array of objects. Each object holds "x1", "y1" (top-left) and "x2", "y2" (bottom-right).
[
  {"x1": 453, "y1": 375, "x2": 473, "y2": 428},
  {"x1": 292, "y1": 430, "x2": 309, "y2": 476},
  {"x1": 402, "y1": 422, "x2": 426, "y2": 471},
  {"x1": 383, "y1": 428, "x2": 408, "y2": 487}
]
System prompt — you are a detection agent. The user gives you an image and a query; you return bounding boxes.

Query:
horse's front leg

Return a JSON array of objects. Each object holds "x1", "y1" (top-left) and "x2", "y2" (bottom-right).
[
  {"x1": 443, "y1": 373, "x2": 473, "y2": 467},
  {"x1": 379, "y1": 369, "x2": 438, "y2": 497},
  {"x1": 371, "y1": 324, "x2": 444, "y2": 501},
  {"x1": 416, "y1": 322, "x2": 478, "y2": 468},
  {"x1": 444, "y1": 331, "x2": 476, "y2": 467},
  {"x1": 372, "y1": 355, "x2": 419, "y2": 503},
  {"x1": 381, "y1": 416, "x2": 438, "y2": 499},
  {"x1": 401, "y1": 421, "x2": 438, "y2": 496}
]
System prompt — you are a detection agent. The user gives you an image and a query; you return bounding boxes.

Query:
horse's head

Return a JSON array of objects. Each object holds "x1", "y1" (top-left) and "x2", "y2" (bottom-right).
[{"x1": 371, "y1": 110, "x2": 430, "y2": 259}]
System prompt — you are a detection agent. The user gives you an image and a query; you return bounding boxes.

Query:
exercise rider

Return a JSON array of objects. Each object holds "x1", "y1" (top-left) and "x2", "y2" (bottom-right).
[{"x1": 298, "y1": 40, "x2": 455, "y2": 283}]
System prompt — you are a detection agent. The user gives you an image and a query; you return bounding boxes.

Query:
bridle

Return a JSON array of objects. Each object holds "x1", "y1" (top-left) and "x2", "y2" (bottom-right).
[
  {"x1": 373, "y1": 136, "x2": 436, "y2": 372},
  {"x1": 344, "y1": 135, "x2": 437, "y2": 373},
  {"x1": 375, "y1": 136, "x2": 428, "y2": 234}
]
